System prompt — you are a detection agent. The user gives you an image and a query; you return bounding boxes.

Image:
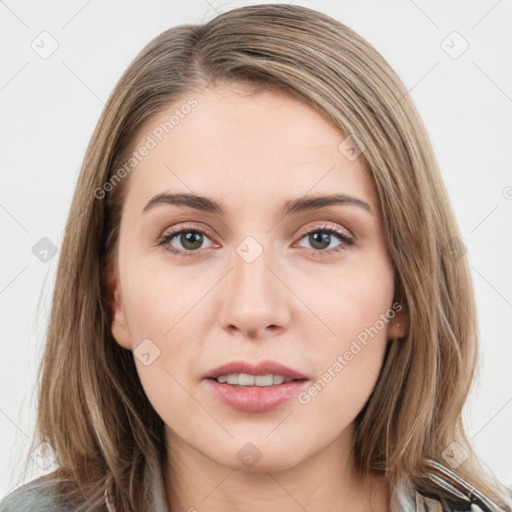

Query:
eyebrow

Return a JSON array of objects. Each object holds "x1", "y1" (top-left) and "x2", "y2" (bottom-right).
[{"x1": 143, "y1": 192, "x2": 372, "y2": 216}]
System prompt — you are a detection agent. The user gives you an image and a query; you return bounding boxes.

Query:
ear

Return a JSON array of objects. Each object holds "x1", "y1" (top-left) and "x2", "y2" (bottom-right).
[
  {"x1": 387, "y1": 305, "x2": 409, "y2": 340},
  {"x1": 105, "y1": 259, "x2": 132, "y2": 350},
  {"x1": 387, "y1": 277, "x2": 409, "y2": 340}
]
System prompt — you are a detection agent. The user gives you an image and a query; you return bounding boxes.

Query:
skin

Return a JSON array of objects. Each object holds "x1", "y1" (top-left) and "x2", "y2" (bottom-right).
[{"x1": 109, "y1": 81, "x2": 408, "y2": 512}]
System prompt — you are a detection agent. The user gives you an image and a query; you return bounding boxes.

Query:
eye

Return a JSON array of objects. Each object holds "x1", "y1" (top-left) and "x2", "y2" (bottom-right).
[
  {"x1": 295, "y1": 223, "x2": 354, "y2": 257},
  {"x1": 157, "y1": 225, "x2": 216, "y2": 257}
]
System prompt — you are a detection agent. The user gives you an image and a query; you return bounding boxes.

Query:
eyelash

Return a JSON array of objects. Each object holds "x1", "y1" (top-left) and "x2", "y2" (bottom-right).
[{"x1": 156, "y1": 222, "x2": 354, "y2": 259}]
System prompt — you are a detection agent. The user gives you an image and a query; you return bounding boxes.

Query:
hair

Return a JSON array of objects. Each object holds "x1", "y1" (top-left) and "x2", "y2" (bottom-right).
[{"x1": 7, "y1": 3, "x2": 511, "y2": 511}]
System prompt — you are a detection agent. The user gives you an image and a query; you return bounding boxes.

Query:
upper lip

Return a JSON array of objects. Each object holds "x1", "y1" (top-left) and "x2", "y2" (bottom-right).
[{"x1": 204, "y1": 360, "x2": 309, "y2": 380}]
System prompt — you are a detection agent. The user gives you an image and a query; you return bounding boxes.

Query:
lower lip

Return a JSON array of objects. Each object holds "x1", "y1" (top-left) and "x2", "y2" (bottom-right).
[{"x1": 204, "y1": 379, "x2": 309, "y2": 412}]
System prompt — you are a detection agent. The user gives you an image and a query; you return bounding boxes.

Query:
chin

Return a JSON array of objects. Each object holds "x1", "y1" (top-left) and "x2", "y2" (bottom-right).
[{"x1": 210, "y1": 437, "x2": 309, "y2": 474}]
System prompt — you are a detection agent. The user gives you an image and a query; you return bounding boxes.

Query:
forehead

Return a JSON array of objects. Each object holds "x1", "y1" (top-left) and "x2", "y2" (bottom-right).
[
  {"x1": 135, "y1": 82, "x2": 344, "y2": 153},
  {"x1": 123, "y1": 82, "x2": 377, "y2": 213}
]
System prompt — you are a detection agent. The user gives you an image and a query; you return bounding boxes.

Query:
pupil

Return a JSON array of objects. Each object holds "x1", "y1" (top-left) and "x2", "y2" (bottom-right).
[
  {"x1": 310, "y1": 232, "x2": 330, "y2": 250},
  {"x1": 182, "y1": 231, "x2": 203, "y2": 250}
]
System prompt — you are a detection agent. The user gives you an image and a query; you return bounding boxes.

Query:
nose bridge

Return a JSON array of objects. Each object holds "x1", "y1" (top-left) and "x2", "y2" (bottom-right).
[{"x1": 218, "y1": 234, "x2": 290, "y2": 337}]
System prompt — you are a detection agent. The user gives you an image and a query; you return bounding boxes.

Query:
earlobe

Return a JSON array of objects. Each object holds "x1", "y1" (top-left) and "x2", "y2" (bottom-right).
[{"x1": 105, "y1": 259, "x2": 132, "y2": 350}]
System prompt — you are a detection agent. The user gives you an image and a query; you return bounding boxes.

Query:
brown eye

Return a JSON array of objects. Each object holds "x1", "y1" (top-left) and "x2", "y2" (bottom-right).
[
  {"x1": 157, "y1": 225, "x2": 216, "y2": 257},
  {"x1": 306, "y1": 231, "x2": 332, "y2": 250},
  {"x1": 177, "y1": 230, "x2": 204, "y2": 251},
  {"x1": 296, "y1": 224, "x2": 354, "y2": 257}
]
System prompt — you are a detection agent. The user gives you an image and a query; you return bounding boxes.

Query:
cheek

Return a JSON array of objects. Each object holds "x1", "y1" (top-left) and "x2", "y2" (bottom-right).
[
  {"x1": 299, "y1": 255, "x2": 395, "y2": 408},
  {"x1": 122, "y1": 257, "x2": 212, "y2": 341},
  {"x1": 119, "y1": 260, "x2": 214, "y2": 409}
]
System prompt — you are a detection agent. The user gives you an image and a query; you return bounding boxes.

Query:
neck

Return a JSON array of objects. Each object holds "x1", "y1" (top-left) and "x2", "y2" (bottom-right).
[{"x1": 163, "y1": 423, "x2": 390, "y2": 512}]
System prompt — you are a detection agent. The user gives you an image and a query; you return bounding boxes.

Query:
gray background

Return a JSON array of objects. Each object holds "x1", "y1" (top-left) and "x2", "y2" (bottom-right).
[{"x1": 1, "y1": 0, "x2": 511, "y2": 498}]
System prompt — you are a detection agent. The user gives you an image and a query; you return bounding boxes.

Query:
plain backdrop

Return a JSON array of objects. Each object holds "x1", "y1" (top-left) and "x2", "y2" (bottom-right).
[{"x1": 1, "y1": 0, "x2": 511, "y2": 499}]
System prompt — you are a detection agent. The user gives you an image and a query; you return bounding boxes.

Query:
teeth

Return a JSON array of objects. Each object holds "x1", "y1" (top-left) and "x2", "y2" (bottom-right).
[
  {"x1": 215, "y1": 373, "x2": 294, "y2": 386},
  {"x1": 226, "y1": 374, "x2": 238, "y2": 385}
]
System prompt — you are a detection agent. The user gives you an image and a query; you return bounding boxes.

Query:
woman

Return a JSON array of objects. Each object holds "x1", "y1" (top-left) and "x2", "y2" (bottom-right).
[{"x1": 1, "y1": 4, "x2": 510, "y2": 511}]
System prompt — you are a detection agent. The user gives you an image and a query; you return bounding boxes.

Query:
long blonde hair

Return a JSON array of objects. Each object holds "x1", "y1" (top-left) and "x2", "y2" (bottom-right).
[{"x1": 13, "y1": 4, "x2": 511, "y2": 510}]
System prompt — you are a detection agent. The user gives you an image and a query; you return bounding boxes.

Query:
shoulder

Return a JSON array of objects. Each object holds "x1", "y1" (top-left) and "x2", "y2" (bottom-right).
[
  {"x1": 0, "y1": 474, "x2": 69, "y2": 512},
  {"x1": 390, "y1": 461, "x2": 512, "y2": 512}
]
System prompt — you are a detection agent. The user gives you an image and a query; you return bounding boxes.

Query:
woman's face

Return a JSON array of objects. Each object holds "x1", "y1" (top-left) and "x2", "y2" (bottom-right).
[{"x1": 109, "y1": 82, "x2": 407, "y2": 472}]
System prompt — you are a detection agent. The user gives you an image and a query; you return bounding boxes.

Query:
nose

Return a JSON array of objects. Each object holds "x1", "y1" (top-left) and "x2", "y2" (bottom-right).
[{"x1": 217, "y1": 241, "x2": 291, "y2": 340}]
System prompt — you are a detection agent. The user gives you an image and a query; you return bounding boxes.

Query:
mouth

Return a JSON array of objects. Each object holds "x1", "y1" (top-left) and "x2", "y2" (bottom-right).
[{"x1": 203, "y1": 359, "x2": 310, "y2": 412}]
